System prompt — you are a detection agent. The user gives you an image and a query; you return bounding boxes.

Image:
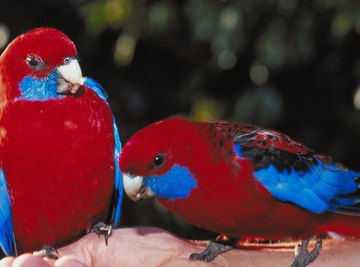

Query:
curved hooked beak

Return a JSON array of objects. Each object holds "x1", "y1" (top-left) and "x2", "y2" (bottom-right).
[
  {"x1": 56, "y1": 59, "x2": 84, "y2": 94},
  {"x1": 123, "y1": 173, "x2": 155, "y2": 202}
]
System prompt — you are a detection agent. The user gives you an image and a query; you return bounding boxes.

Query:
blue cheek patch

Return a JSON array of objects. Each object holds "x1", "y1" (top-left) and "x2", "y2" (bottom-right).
[
  {"x1": 144, "y1": 165, "x2": 197, "y2": 201},
  {"x1": 17, "y1": 73, "x2": 108, "y2": 103},
  {"x1": 17, "y1": 70, "x2": 65, "y2": 101}
]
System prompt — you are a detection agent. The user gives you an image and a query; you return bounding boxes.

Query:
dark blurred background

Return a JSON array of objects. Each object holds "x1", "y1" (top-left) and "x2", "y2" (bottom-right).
[{"x1": 2, "y1": 0, "x2": 360, "y2": 240}]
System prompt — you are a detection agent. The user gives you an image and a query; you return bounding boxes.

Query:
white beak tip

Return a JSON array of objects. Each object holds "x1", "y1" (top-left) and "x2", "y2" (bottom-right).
[
  {"x1": 57, "y1": 59, "x2": 83, "y2": 94},
  {"x1": 122, "y1": 173, "x2": 155, "y2": 201},
  {"x1": 123, "y1": 173, "x2": 144, "y2": 202}
]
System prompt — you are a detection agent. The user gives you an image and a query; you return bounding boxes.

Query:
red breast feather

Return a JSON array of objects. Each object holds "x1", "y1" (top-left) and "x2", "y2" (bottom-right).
[{"x1": 2, "y1": 87, "x2": 115, "y2": 252}]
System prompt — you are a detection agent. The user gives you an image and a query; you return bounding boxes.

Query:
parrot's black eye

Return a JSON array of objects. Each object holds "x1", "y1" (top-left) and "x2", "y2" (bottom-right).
[
  {"x1": 153, "y1": 154, "x2": 165, "y2": 167},
  {"x1": 26, "y1": 55, "x2": 44, "y2": 69},
  {"x1": 63, "y1": 57, "x2": 72, "y2": 65}
]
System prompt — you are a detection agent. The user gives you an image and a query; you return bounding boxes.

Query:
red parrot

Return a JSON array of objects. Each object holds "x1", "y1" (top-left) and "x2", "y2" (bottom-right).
[
  {"x1": 0, "y1": 28, "x2": 123, "y2": 256},
  {"x1": 120, "y1": 117, "x2": 360, "y2": 266}
]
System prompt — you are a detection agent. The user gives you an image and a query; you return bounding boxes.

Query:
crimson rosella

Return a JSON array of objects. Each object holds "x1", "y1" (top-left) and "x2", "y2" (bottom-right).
[
  {"x1": 0, "y1": 28, "x2": 123, "y2": 256},
  {"x1": 120, "y1": 117, "x2": 360, "y2": 267}
]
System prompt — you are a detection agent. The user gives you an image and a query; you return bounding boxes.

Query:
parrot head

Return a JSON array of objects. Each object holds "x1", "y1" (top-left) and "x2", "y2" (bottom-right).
[
  {"x1": 120, "y1": 118, "x2": 200, "y2": 202},
  {"x1": 0, "y1": 27, "x2": 84, "y2": 101}
]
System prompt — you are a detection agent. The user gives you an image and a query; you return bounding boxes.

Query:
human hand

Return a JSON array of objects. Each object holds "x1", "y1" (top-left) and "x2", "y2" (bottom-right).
[
  {"x1": 0, "y1": 227, "x2": 227, "y2": 267},
  {"x1": 1, "y1": 227, "x2": 360, "y2": 267}
]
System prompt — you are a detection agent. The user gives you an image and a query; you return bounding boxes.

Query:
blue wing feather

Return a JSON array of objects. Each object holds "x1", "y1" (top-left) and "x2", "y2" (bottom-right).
[
  {"x1": 234, "y1": 131, "x2": 360, "y2": 215},
  {"x1": 252, "y1": 159, "x2": 358, "y2": 213},
  {"x1": 83, "y1": 77, "x2": 123, "y2": 226},
  {"x1": 111, "y1": 120, "x2": 123, "y2": 226},
  {"x1": 206, "y1": 121, "x2": 360, "y2": 215},
  {"x1": 0, "y1": 170, "x2": 16, "y2": 256},
  {"x1": 83, "y1": 77, "x2": 108, "y2": 101}
]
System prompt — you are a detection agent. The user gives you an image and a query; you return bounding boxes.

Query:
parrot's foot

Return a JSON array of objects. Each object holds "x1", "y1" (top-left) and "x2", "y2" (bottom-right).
[
  {"x1": 189, "y1": 241, "x2": 233, "y2": 262},
  {"x1": 33, "y1": 246, "x2": 59, "y2": 259},
  {"x1": 291, "y1": 238, "x2": 322, "y2": 267},
  {"x1": 90, "y1": 221, "x2": 112, "y2": 245}
]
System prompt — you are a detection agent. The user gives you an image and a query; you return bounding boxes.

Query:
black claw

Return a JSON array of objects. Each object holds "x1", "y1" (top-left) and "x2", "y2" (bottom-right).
[
  {"x1": 291, "y1": 238, "x2": 322, "y2": 267},
  {"x1": 33, "y1": 245, "x2": 59, "y2": 259},
  {"x1": 189, "y1": 241, "x2": 233, "y2": 262},
  {"x1": 90, "y1": 221, "x2": 112, "y2": 246}
]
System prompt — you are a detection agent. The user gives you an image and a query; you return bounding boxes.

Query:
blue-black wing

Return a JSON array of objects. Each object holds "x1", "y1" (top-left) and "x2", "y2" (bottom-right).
[
  {"x1": 0, "y1": 169, "x2": 16, "y2": 256},
  {"x1": 232, "y1": 125, "x2": 360, "y2": 215},
  {"x1": 83, "y1": 78, "x2": 123, "y2": 225}
]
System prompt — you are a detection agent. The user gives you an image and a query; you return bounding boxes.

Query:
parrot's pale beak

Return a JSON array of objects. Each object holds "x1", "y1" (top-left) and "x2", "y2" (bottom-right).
[
  {"x1": 56, "y1": 59, "x2": 84, "y2": 94},
  {"x1": 123, "y1": 173, "x2": 155, "y2": 201}
]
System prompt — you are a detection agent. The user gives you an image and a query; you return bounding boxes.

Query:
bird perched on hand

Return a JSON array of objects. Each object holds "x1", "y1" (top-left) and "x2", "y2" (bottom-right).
[
  {"x1": 120, "y1": 117, "x2": 360, "y2": 267},
  {"x1": 0, "y1": 28, "x2": 123, "y2": 256}
]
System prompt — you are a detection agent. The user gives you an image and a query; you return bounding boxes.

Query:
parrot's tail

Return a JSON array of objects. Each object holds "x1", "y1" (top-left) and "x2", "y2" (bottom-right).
[
  {"x1": 327, "y1": 170, "x2": 360, "y2": 216},
  {"x1": 316, "y1": 170, "x2": 360, "y2": 237}
]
